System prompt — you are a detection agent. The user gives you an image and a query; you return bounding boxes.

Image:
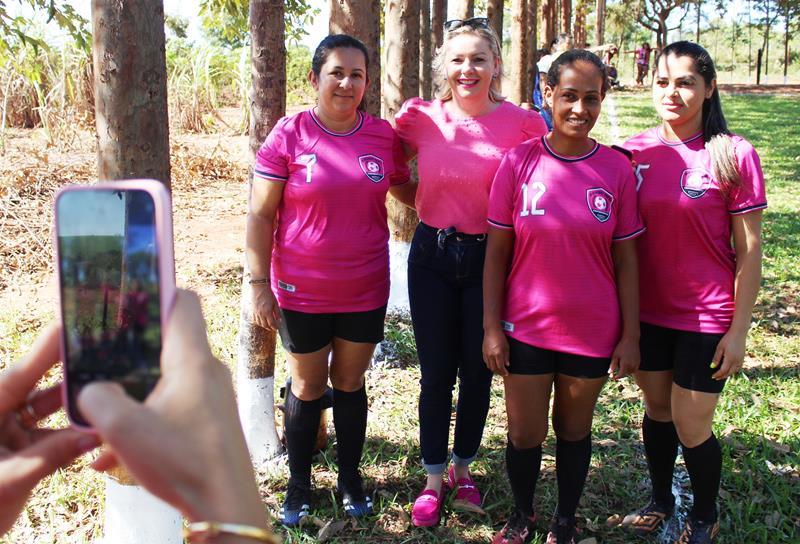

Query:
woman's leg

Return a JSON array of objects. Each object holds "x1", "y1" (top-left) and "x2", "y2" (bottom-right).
[
  {"x1": 551, "y1": 374, "x2": 607, "y2": 521},
  {"x1": 329, "y1": 338, "x2": 376, "y2": 482},
  {"x1": 503, "y1": 373, "x2": 553, "y2": 516}
]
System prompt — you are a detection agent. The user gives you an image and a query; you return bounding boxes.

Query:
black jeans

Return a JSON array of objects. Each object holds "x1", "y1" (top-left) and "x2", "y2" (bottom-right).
[{"x1": 408, "y1": 222, "x2": 493, "y2": 474}]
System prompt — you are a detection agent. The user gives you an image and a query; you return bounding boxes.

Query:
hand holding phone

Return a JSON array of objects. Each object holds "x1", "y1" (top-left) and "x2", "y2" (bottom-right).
[{"x1": 54, "y1": 180, "x2": 175, "y2": 429}]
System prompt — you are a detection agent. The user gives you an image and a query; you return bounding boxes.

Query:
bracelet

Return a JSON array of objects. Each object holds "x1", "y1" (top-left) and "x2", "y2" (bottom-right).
[
  {"x1": 248, "y1": 278, "x2": 269, "y2": 285},
  {"x1": 183, "y1": 521, "x2": 280, "y2": 543}
]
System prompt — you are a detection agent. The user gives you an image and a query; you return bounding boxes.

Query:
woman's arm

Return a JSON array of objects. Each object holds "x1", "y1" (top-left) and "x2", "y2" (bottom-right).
[
  {"x1": 610, "y1": 239, "x2": 640, "y2": 379},
  {"x1": 482, "y1": 227, "x2": 515, "y2": 376},
  {"x1": 388, "y1": 180, "x2": 418, "y2": 209},
  {"x1": 711, "y1": 211, "x2": 763, "y2": 380},
  {"x1": 245, "y1": 180, "x2": 285, "y2": 331}
]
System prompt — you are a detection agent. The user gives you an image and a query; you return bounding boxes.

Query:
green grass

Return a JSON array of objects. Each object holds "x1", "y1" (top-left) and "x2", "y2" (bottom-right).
[{"x1": 2, "y1": 93, "x2": 799, "y2": 543}]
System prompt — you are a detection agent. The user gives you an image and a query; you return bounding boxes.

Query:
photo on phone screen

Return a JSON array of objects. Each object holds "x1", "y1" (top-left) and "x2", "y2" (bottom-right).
[{"x1": 56, "y1": 188, "x2": 162, "y2": 427}]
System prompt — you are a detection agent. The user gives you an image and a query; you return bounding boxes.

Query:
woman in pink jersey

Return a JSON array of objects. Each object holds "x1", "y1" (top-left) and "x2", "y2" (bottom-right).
[
  {"x1": 622, "y1": 42, "x2": 765, "y2": 543},
  {"x1": 394, "y1": 18, "x2": 547, "y2": 526},
  {"x1": 484, "y1": 50, "x2": 643, "y2": 544},
  {"x1": 246, "y1": 35, "x2": 410, "y2": 527}
]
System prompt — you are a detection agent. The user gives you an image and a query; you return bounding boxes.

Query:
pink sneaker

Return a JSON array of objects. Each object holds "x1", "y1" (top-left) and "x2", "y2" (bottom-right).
[
  {"x1": 448, "y1": 466, "x2": 484, "y2": 513},
  {"x1": 411, "y1": 485, "x2": 444, "y2": 527}
]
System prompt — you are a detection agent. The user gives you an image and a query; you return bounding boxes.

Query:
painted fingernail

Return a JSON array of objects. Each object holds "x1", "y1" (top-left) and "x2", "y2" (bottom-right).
[{"x1": 709, "y1": 362, "x2": 718, "y2": 368}]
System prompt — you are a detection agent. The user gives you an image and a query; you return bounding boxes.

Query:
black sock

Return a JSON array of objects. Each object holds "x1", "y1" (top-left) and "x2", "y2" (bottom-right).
[
  {"x1": 682, "y1": 434, "x2": 721, "y2": 523},
  {"x1": 505, "y1": 438, "x2": 542, "y2": 516},
  {"x1": 556, "y1": 434, "x2": 592, "y2": 519},
  {"x1": 642, "y1": 414, "x2": 679, "y2": 506},
  {"x1": 333, "y1": 386, "x2": 368, "y2": 482},
  {"x1": 284, "y1": 388, "x2": 322, "y2": 489}
]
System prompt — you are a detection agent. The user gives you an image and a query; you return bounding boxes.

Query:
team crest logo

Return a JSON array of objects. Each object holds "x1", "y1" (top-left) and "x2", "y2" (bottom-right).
[
  {"x1": 586, "y1": 188, "x2": 614, "y2": 223},
  {"x1": 358, "y1": 154, "x2": 385, "y2": 183},
  {"x1": 680, "y1": 168, "x2": 712, "y2": 198}
]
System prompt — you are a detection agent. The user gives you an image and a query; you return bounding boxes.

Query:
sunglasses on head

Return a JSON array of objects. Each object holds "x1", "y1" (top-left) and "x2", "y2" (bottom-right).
[{"x1": 443, "y1": 17, "x2": 490, "y2": 32}]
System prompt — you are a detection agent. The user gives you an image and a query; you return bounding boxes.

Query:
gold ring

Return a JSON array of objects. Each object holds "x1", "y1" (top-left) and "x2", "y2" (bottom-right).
[{"x1": 15, "y1": 402, "x2": 38, "y2": 429}]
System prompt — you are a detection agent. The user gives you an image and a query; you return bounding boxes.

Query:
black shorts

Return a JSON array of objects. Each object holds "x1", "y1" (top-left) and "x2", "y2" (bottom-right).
[
  {"x1": 278, "y1": 305, "x2": 387, "y2": 354},
  {"x1": 639, "y1": 322, "x2": 726, "y2": 394},
  {"x1": 507, "y1": 336, "x2": 611, "y2": 379}
]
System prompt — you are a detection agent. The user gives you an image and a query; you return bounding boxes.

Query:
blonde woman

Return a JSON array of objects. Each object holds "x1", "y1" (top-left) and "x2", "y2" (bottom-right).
[{"x1": 394, "y1": 18, "x2": 547, "y2": 526}]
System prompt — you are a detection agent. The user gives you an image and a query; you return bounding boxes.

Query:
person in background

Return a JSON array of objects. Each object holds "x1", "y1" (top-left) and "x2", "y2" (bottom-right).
[
  {"x1": 395, "y1": 16, "x2": 547, "y2": 527},
  {"x1": 535, "y1": 34, "x2": 574, "y2": 129}
]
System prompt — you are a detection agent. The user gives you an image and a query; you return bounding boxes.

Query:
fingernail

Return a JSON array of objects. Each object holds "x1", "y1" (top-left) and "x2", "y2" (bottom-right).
[
  {"x1": 77, "y1": 435, "x2": 100, "y2": 453},
  {"x1": 709, "y1": 362, "x2": 717, "y2": 368}
]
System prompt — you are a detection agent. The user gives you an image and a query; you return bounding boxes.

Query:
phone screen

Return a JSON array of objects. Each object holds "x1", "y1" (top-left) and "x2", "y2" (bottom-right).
[{"x1": 56, "y1": 189, "x2": 162, "y2": 426}]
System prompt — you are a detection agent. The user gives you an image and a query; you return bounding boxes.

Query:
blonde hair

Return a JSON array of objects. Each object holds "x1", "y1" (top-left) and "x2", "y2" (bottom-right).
[{"x1": 432, "y1": 25, "x2": 506, "y2": 103}]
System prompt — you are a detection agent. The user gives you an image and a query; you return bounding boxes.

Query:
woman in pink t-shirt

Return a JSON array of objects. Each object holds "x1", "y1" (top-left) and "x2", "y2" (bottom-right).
[
  {"x1": 246, "y1": 35, "x2": 410, "y2": 527},
  {"x1": 394, "y1": 19, "x2": 547, "y2": 527},
  {"x1": 484, "y1": 50, "x2": 642, "y2": 544},
  {"x1": 622, "y1": 42, "x2": 765, "y2": 543}
]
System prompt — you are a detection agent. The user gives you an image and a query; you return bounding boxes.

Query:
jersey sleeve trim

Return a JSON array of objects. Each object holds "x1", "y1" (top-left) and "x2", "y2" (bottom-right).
[
  {"x1": 612, "y1": 226, "x2": 646, "y2": 241},
  {"x1": 728, "y1": 202, "x2": 767, "y2": 215},
  {"x1": 488, "y1": 218, "x2": 514, "y2": 230},
  {"x1": 253, "y1": 169, "x2": 288, "y2": 182}
]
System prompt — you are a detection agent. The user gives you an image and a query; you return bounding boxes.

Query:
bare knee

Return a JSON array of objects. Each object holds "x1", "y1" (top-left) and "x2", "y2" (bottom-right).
[
  {"x1": 553, "y1": 424, "x2": 591, "y2": 442},
  {"x1": 329, "y1": 371, "x2": 365, "y2": 392},
  {"x1": 673, "y1": 417, "x2": 712, "y2": 448},
  {"x1": 508, "y1": 426, "x2": 547, "y2": 449},
  {"x1": 644, "y1": 397, "x2": 672, "y2": 422},
  {"x1": 291, "y1": 377, "x2": 328, "y2": 401}
]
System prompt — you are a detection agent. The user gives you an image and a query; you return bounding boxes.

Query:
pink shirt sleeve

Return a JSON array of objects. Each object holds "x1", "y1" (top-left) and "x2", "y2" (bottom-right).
[
  {"x1": 394, "y1": 98, "x2": 424, "y2": 155},
  {"x1": 254, "y1": 117, "x2": 290, "y2": 182},
  {"x1": 487, "y1": 152, "x2": 518, "y2": 230},
  {"x1": 612, "y1": 167, "x2": 646, "y2": 241},
  {"x1": 521, "y1": 110, "x2": 548, "y2": 140},
  {"x1": 390, "y1": 130, "x2": 411, "y2": 186},
  {"x1": 729, "y1": 138, "x2": 768, "y2": 215}
]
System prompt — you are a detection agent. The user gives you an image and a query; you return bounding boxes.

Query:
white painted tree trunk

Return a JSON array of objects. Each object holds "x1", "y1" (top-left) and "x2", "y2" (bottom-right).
[
  {"x1": 388, "y1": 239, "x2": 411, "y2": 313},
  {"x1": 101, "y1": 477, "x2": 182, "y2": 543},
  {"x1": 236, "y1": 276, "x2": 282, "y2": 470}
]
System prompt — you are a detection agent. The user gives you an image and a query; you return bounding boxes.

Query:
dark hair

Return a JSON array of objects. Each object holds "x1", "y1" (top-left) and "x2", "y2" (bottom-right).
[
  {"x1": 311, "y1": 34, "x2": 369, "y2": 76},
  {"x1": 311, "y1": 34, "x2": 370, "y2": 111},
  {"x1": 660, "y1": 41, "x2": 739, "y2": 192},
  {"x1": 546, "y1": 49, "x2": 608, "y2": 95}
]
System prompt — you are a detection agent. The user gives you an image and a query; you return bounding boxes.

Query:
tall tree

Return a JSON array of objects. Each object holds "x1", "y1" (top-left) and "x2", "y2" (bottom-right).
[
  {"x1": 91, "y1": 1, "x2": 181, "y2": 541},
  {"x1": 778, "y1": 0, "x2": 800, "y2": 81},
  {"x1": 488, "y1": 0, "x2": 505, "y2": 39},
  {"x1": 420, "y1": 0, "x2": 433, "y2": 99},
  {"x1": 574, "y1": 0, "x2": 587, "y2": 44},
  {"x1": 384, "y1": 0, "x2": 421, "y2": 241},
  {"x1": 561, "y1": 0, "x2": 572, "y2": 33},
  {"x1": 595, "y1": 0, "x2": 606, "y2": 44},
  {"x1": 237, "y1": 0, "x2": 285, "y2": 469},
  {"x1": 454, "y1": 0, "x2": 475, "y2": 18},
  {"x1": 527, "y1": 0, "x2": 538, "y2": 99},
  {"x1": 696, "y1": 0, "x2": 703, "y2": 42},
  {"x1": 636, "y1": 0, "x2": 689, "y2": 49},
  {"x1": 329, "y1": 0, "x2": 382, "y2": 115},
  {"x1": 431, "y1": 0, "x2": 448, "y2": 96},
  {"x1": 510, "y1": 0, "x2": 529, "y2": 104},
  {"x1": 542, "y1": 0, "x2": 557, "y2": 45}
]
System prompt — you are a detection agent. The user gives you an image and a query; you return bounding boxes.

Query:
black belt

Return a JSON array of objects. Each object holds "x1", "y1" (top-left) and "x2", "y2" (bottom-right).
[{"x1": 419, "y1": 222, "x2": 487, "y2": 249}]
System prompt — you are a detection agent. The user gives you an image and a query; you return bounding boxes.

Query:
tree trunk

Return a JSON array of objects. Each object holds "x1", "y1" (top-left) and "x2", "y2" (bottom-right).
[
  {"x1": 420, "y1": 0, "x2": 433, "y2": 99},
  {"x1": 384, "y1": 0, "x2": 420, "y2": 242},
  {"x1": 431, "y1": 0, "x2": 447, "y2": 95},
  {"x1": 329, "y1": 0, "x2": 382, "y2": 116},
  {"x1": 527, "y1": 0, "x2": 538, "y2": 99},
  {"x1": 595, "y1": 0, "x2": 605, "y2": 45},
  {"x1": 488, "y1": 0, "x2": 505, "y2": 40},
  {"x1": 237, "y1": 0, "x2": 284, "y2": 470},
  {"x1": 510, "y1": 0, "x2": 528, "y2": 105},
  {"x1": 542, "y1": 0, "x2": 556, "y2": 46},
  {"x1": 574, "y1": 0, "x2": 586, "y2": 46},
  {"x1": 92, "y1": 0, "x2": 170, "y2": 186},
  {"x1": 453, "y1": 0, "x2": 475, "y2": 18},
  {"x1": 560, "y1": 0, "x2": 571, "y2": 34},
  {"x1": 695, "y1": 0, "x2": 701, "y2": 43},
  {"x1": 91, "y1": 1, "x2": 180, "y2": 541},
  {"x1": 783, "y1": 8, "x2": 789, "y2": 82}
]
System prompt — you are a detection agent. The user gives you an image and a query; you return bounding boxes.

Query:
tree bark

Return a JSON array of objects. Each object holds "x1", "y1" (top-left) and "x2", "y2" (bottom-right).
[
  {"x1": 420, "y1": 0, "x2": 432, "y2": 99},
  {"x1": 695, "y1": 0, "x2": 701, "y2": 43},
  {"x1": 542, "y1": 0, "x2": 556, "y2": 46},
  {"x1": 238, "y1": 0, "x2": 285, "y2": 468},
  {"x1": 91, "y1": 1, "x2": 180, "y2": 541},
  {"x1": 526, "y1": 0, "x2": 538, "y2": 99},
  {"x1": 595, "y1": 0, "x2": 605, "y2": 45},
  {"x1": 431, "y1": 0, "x2": 447, "y2": 96},
  {"x1": 453, "y1": 0, "x2": 475, "y2": 18},
  {"x1": 574, "y1": 0, "x2": 586, "y2": 46},
  {"x1": 488, "y1": 0, "x2": 505, "y2": 40},
  {"x1": 560, "y1": 0, "x2": 571, "y2": 34},
  {"x1": 384, "y1": 0, "x2": 421, "y2": 242},
  {"x1": 510, "y1": 0, "x2": 528, "y2": 105},
  {"x1": 92, "y1": 0, "x2": 170, "y2": 186},
  {"x1": 329, "y1": 0, "x2": 382, "y2": 116}
]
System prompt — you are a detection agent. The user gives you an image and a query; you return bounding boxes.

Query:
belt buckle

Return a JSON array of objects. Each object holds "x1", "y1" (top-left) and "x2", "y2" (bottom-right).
[{"x1": 437, "y1": 226, "x2": 457, "y2": 249}]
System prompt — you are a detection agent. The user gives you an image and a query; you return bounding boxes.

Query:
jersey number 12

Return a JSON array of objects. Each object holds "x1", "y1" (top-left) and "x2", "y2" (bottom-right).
[{"x1": 520, "y1": 182, "x2": 546, "y2": 216}]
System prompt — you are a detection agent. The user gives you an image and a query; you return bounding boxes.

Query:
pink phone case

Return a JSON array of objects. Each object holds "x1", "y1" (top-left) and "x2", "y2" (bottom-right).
[{"x1": 54, "y1": 179, "x2": 176, "y2": 431}]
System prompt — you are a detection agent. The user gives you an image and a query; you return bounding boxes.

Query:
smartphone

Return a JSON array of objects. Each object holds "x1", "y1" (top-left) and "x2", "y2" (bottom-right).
[{"x1": 54, "y1": 180, "x2": 175, "y2": 429}]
